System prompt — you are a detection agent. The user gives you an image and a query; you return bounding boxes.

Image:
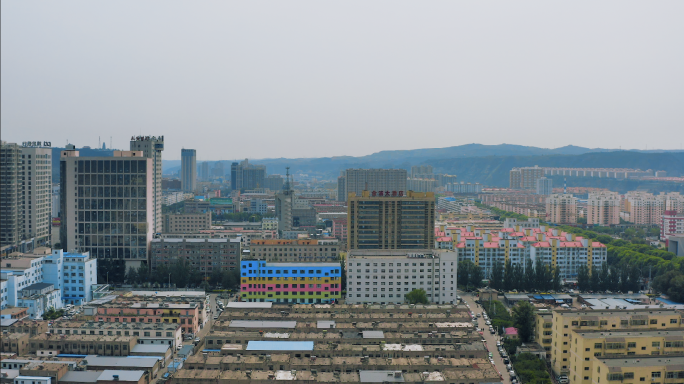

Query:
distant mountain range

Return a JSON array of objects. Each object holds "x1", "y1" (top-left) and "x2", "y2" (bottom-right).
[
  {"x1": 49, "y1": 144, "x2": 684, "y2": 189},
  {"x1": 161, "y1": 143, "x2": 683, "y2": 180}
]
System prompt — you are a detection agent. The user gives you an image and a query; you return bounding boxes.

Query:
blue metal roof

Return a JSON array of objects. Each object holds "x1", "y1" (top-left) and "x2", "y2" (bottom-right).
[
  {"x1": 541, "y1": 295, "x2": 554, "y2": 300},
  {"x1": 532, "y1": 295, "x2": 543, "y2": 300},
  {"x1": 246, "y1": 341, "x2": 314, "y2": 351}
]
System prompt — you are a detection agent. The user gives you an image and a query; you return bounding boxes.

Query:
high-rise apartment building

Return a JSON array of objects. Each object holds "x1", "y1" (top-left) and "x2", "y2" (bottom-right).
[
  {"x1": 230, "y1": 159, "x2": 266, "y2": 191},
  {"x1": 129, "y1": 136, "x2": 164, "y2": 233},
  {"x1": 510, "y1": 166, "x2": 545, "y2": 190},
  {"x1": 336, "y1": 173, "x2": 346, "y2": 202},
  {"x1": 347, "y1": 190, "x2": 435, "y2": 250},
  {"x1": 587, "y1": 191, "x2": 620, "y2": 226},
  {"x1": 624, "y1": 191, "x2": 665, "y2": 225},
  {"x1": 263, "y1": 174, "x2": 284, "y2": 191},
  {"x1": 410, "y1": 165, "x2": 433, "y2": 177},
  {"x1": 338, "y1": 168, "x2": 407, "y2": 202},
  {"x1": 535, "y1": 177, "x2": 553, "y2": 195},
  {"x1": 181, "y1": 149, "x2": 196, "y2": 192},
  {"x1": 199, "y1": 162, "x2": 210, "y2": 181},
  {"x1": 60, "y1": 148, "x2": 155, "y2": 269},
  {"x1": 211, "y1": 161, "x2": 225, "y2": 178},
  {"x1": 546, "y1": 193, "x2": 577, "y2": 224},
  {"x1": 663, "y1": 192, "x2": 684, "y2": 213},
  {"x1": 1, "y1": 141, "x2": 22, "y2": 250},
  {"x1": 19, "y1": 146, "x2": 53, "y2": 248},
  {"x1": 1, "y1": 142, "x2": 53, "y2": 253},
  {"x1": 661, "y1": 210, "x2": 684, "y2": 241},
  {"x1": 406, "y1": 178, "x2": 437, "y2": 193}
]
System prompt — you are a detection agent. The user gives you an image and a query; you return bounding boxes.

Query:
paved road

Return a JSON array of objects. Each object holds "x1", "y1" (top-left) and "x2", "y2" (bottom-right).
[{"x1": 459, "y1": 291, "x2": 511, "y2": 384}]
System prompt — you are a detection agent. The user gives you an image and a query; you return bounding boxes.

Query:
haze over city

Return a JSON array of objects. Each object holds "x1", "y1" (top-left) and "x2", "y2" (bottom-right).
[
  {"x1": 2, "y1": 1, "x2": 684, "y2": 159},
  {"x1": 2, "y1": 3, "x2": 684, "y2": 384}
]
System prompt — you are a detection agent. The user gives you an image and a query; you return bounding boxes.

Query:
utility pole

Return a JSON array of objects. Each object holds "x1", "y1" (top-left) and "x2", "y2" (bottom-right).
[{"x1": 648, "y1": 266, "x2": 652, "y2": 294}]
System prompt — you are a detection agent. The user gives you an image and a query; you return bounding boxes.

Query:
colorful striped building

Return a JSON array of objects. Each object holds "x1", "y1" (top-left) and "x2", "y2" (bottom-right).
[{"x1": 240, "y1": 261, "x2": 342, "y2": 304}]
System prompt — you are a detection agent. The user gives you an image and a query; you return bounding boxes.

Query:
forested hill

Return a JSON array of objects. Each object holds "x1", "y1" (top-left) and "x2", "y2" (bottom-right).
[{"x1": 426, "y1": 151, "x2": 684, "y2": 188}]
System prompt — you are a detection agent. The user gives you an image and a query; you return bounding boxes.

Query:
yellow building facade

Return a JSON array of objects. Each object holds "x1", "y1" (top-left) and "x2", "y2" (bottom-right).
[
  {"x1": 570, "y1": 330, "x2": 684, "y2": 384},
  {"x1": 591, "y1": 356, "x2": 684, "y2": 384},
  {"x1": 548, "y1": 309, "x2": 684, "y2": 378}
]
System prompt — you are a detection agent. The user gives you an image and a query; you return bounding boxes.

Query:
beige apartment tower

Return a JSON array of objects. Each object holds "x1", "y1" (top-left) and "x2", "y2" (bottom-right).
[
  {"x1": 130, "y1": 136, "x2": 164, "y2": 233},
  {"x1": 624, "y1": 191, "x2": 666, "y2": 225},
  {"x1": 347, "y1": 190, "x2": 435, "y2": 249},
  {"x1": 587, "y1": 191, "x2": 620, "y2": 225},
  {"x1": 0, "y1": 142, "x2": 52, "y2": 252},
  {"x1": 546, "y1": 193, "x2": 577, "y2": 224},
  {"x1": 510, "y1": 165, "x2": 545, "y2": 190}
]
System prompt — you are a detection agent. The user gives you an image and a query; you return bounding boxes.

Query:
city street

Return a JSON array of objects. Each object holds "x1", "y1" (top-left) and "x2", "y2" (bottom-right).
[{"x1": 459, "y1": 291, "x2": 511, "y2": 384}]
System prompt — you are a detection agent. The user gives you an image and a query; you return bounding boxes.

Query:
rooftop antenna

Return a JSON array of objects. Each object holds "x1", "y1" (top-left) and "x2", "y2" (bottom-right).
[{"x1": 284, "y1": 167, "x2": 291, "y2": 191}]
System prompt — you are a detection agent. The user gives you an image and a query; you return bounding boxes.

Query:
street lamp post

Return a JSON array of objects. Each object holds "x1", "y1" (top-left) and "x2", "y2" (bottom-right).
[{"x1": 168, "y1": 273, "x2": 171, "y2": 289}]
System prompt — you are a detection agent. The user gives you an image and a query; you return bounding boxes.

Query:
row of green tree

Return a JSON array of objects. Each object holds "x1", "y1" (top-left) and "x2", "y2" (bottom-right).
[
  {"x1": 653, "y1": 265, "x2": 684, "y2": 303},
  {"x1": 457, "y1": 260, "x2": 484, "y2": 290},
  {"x1": 482, "y1": 299, "x2": 536, "y2": 343},
  {"x1": 576, "y1": 263, "x2": 641, "y2": 293},
  {"x1": 489, "y1": 259, "x2": 561, "y2": 292},
  {"x1": 119, "y1": 258, "x2": 241, "y2": 291},
  {"x1": 554, "y1": 224, "x2": 684, "y2": 301},
  {"x1": 511, "y1": 353, "x2": 552, "y2": 384},
  {"x1": 481, "y1": 299, "x2": 514, "y2": 330},
  {"x1": 43, "y1": 307, "x2": 66, "y2": 320}
]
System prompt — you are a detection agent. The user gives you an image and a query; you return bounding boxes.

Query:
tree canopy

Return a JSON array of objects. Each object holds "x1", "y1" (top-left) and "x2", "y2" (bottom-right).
[
  {"x1": 511, "y1": 301, "x2": 536, "y2": 343},
  {"x1": 405, "y1": 289, "x2": 429, "y2": 304}
]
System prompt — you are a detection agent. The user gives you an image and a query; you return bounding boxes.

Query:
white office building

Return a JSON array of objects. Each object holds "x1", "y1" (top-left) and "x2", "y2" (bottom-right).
[{"x1": 346, "y1": 249, "x2": 458, "y2": 305}]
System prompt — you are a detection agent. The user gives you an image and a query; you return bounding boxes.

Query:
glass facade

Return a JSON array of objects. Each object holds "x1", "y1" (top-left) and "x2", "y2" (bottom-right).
[{"x1": 73, "y1": 159, "x2": 149, "y2": 260}]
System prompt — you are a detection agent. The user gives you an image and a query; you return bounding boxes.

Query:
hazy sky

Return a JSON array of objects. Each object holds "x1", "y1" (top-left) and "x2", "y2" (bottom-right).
[{"x1": 2, "y1": 1, "x2": 683, "y2": 160}]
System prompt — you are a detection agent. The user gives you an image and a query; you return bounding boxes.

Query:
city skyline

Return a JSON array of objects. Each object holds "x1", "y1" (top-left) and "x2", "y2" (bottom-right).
[{"x1": 3, "y1": 1, "x2": 684, "y2": 159}]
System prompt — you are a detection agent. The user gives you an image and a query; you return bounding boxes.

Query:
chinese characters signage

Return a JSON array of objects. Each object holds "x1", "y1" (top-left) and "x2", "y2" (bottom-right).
[
  {"x1": 371, "y1": 191, "x2": 404, "y2": 197},
  {"x1": 22, "y1": 141, "x2": 51, "y2": 147},
  {"x1": 131, "y1": 136, "x2": 164, "y2": 141}
]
